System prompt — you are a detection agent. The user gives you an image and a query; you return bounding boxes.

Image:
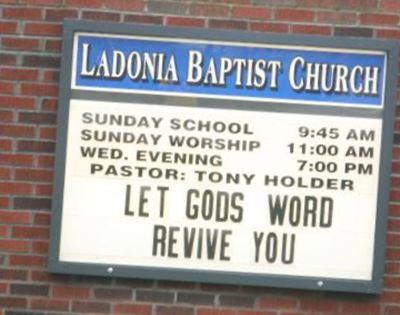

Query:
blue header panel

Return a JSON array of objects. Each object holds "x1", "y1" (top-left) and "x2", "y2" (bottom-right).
[{"x1": 73, "y1": 33, "x2": 386, "y2": 108}]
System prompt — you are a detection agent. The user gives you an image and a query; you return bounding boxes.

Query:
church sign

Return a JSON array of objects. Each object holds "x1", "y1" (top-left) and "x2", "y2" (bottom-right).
[{"x1": 49, "y1": 20, "x2": 398, "y2": 293}]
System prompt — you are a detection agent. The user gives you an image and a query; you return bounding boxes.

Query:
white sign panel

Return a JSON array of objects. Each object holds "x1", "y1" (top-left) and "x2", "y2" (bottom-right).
[{"x1": 60, "y1": 99, "x2": 381, "y2": 280}]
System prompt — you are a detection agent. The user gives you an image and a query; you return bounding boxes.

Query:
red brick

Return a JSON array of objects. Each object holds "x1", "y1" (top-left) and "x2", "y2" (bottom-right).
[
  {"x1": 0, "y1": 282, "x2": 7, "y2": 293},
  {"x1": 296, "y1": 0, "x2": 334, "y2": 7},
  {"x1": 72, "y1": 301, "x2": 111, "y2": 313},
  {"x1": 0, "y1": 139, "x2": 12, "y2": 151},
  {"x1": 259, "y1": 296, "x2": 297, "y2": 309},
  {"x1": 166, "y1": 17, "x2": 205, "y2": 28},
  {"x1": 0, "y1": 124, "x2": 35, "y2": 138},
  {"x1": 385, "y1": 276, "x2": 400, "y2": 289},
  {"x1": 232, "y1": 6, "x2": 271, "y2": 20},
  {"x1": 390, "y1": 190, "x2": 400, "y2": 201},
  {"x1": 0, "y1": 211, "x2": 30, "y2": 224},
  {"x1": 94, "y1": 288, "x2": 132, "y2": 300},
  {"x1": 0, "y1": 21, "x2": 18, "y2": 34},
  {"x1": 335, "y1": 0, "x2": 377, "y2": 9},
  {"x1": 45, "y1": 39, "x2": 62, "y2": 52},
  {"x1": 17, "y1": 140, "x2": 55, "y2": 153},
  {"x1": 24, "y1": 22, "x2": 62, "y2": 37},
  {"x1": 0, "y1": 240, "x2": 29, "y2": 253},
  {"x1": 21, "y1": 83, "x2": 58, "y2": 97},
  {"x1": 21, "y1": 0, "x2": 61, "y2": 4},
  {"x1": 19, "y1": 112, "x2": 57, "y2": 124},
  {"x1": 250, "y1": 22, "x2": 289, "y2": 33},
  {"x1": 381, "y1": 0, "x2": 400, "y2": 10},
  {"x1": 223, "y1": 0, "x2": 251, "y2": 3},
  {"x1": 53, "y1": 285, "x2": 91, "y2": 299},
  {"x1": 2, "y1": 37, "x2": 40, "y2": 51},
  {"x1": 0, "y1": 53, "x2": 17, "y2": 66},
  {"x1": 0, "y1": 226, "x2": 7, "y2": 237},
  {"x1": 200, "y1": 284, "x2": 236, "y2": 293},
  {"x1": 219, "y1": 295, "x2": 254, "y2": 308},
  {"x1": 9, "y1": 254, "x2": 46, "y2": 267},
  {"x1": 387, "y1": 233, "x2": 400, "y2": 247},
  {"x1": 385, "y1": 306, "x2": 400, "y2": 315},
  {"x1": 387, "y1": 248, "x2": 400, "y2": 260},
  {"x1": 387, "y1": 175, "x2": 396, "y2": 188},
  {"x1": 37, "y1": 155, "x2": 54, "y2": 168},
  {"x1": 0, "y1": 182, "x2": 32, "y2": 195},
  {"x1": 0, "y1": 296, "x2": 27, "y2": 308},
  {"x1": 360, "y1": 13, "x2": 399, "y2": 25},
  {"x1": 11, "y1": 197, "x2": 49, "y2": 211},
  {"x1": 42, "y1": 69, "x2": 58, "y2": 80},
  {"x1": 15, "y1": 169, "x2": 53, "y2": 182},
  {"x1": 114, "y1": 303, "x2": 152, "y2": 314},
  {"x1": 0, "y1": 167, "x2": 11, "y2": 179},
  {"x1": 177, "y1": 292, "x2": 214, "y2": 305},
  {"x1": 147, "y1": 1, "x2": 187, "y2": 15},
  {"x1": 333, "y1": 26, "x2": 374, "y2": 37},
  {"x1": 0, "y1": 68, "x2": 39, "y2": 81},
  {"x1": 275, "y1": 9, "x2": 314, "y2": 22},
  {"x1": 381, "y1": 290, "x2": 400, "y2": 303},
  {"x1": 81, "y1": 10, "x2": 121, "y2": 21},
  {"x1": 377, "y1": 29, "x2": 400, "y2": 39},
  {"x1": 33, "y1": 212, "x2": 51, "y2": 225},
  {"x1": 390, "y1": 190, "x2": 400, "y2": 202},
  {"x1": 0, "y1": 154, "x2": 34, "y2": 166},
  {"x1": 316, "y1": 11, "x2": 357, "y2": 24},
  {"x1": 0, "y1": 82, "x2": 14, "y2": 94},
  {"x1": 394, "y1": 147, "x2": 400, "y2": 159},
  {"x1": 104, "y1": 0, "x2": 144, "y2": 11},
  {"x1": 292, "y1": 25, "x2": 332, "y2": 35},
  {"x1": 12, "y1": 226, "x2": 49, "y2": 239},
  {"x1": 387, "y1": 262, "x2": 400, "y2": 276},
  {"x1": 0, "y1": 197, "x2": 9, "y2": 208},
  {"x1": 124, "y1": 14, "x2": 163, "y2": 25},
  {"x1": 32, "y1": 240, "x2": 49, "y2": 254},
  {"x1": 65, "y1": 0, "x2": 102, "y2": 7},
  {"x1": 3, "y1": 7, "x2": 43, "y2": 20},
  {"x1": 190, "y1": 4, "x2": 229, "y2": 17},
  {"x1": 0, "y1": 96, "x2": 36, "y2": 109},
  {"x1": 392, "y1": 162, "x2": 400, "y2": 173},
  {"x1": 197, "y1": 309, "x2": 237, "y2": 315},
  {"x1": 40, "y1": 127, "x2": 57, "y2": 140},
  {"x1": 209, "y1": 19, "x2": 247, "y2": 30},
  {"x1": 10, "y1": 283, "x2": 49, "y2": 296},
  {"x1": 341, "y1": 302, "x2": 381, "y2": 314},
  {"x1": 300, "y1": 299, "x2": 338, "y2": 313},
  {"x1": 155, "y1": 305, "x2": 194, "y2": 315},
  {"x1": 238, "y1": 312, "x2": 277, "y2": 315},
  {"x1": 45, "y1": 9, "x2": 78, "y2": 21},
  {"x1": 30, "y1": 270, "x2": 70, "y2": 282},
  {"x1": 388, "y1": 218, "x2": 400, "y2": 231},
  {"x1": 41, "y1": 99, "x2": 58, "y2": 111},
  {"x1": 31, "y1": 298, "x2": 69, "y2": 311},
  {"x1": 0, "y1": 110, "x2": 13, "y2": 122},
  {"x1": 137, "y1": 289, "x2": 174, "y2": 303},
  {"x1": 389, "y1": 204, "x2": 400, "y2": 217}
]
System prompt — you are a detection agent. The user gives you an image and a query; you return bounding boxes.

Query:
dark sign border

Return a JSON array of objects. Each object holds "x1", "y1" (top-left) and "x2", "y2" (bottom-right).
[{"x1": 49, "y1": 20, "x2": 399, "y2": 294}]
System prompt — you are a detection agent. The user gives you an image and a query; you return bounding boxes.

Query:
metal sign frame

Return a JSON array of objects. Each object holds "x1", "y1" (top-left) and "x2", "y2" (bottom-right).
[{"x1": 49, "y1": 20, "x2": 398, "y2": 293}]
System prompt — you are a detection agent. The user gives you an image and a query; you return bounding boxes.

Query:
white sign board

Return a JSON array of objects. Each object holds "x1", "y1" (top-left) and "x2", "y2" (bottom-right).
[{"x1": 60, "y1": 99, "x2": 382, "y2": 281}]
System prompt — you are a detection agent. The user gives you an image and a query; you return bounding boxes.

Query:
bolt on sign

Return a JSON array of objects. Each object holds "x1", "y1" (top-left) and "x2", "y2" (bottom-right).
[{"x1": 49, "y1": 20, "x2": 398, "y2": 293}]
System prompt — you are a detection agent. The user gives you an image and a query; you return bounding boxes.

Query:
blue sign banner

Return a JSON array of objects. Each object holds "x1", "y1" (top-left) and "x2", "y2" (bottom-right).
[{"x1": 73, "y1": 34, "x2": 386, "y2": 108}]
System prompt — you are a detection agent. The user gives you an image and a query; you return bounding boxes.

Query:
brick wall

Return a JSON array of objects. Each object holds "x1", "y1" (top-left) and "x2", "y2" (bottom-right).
[{"x1": 0, "y1": 0, "x2": 399, "y2": 314}]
